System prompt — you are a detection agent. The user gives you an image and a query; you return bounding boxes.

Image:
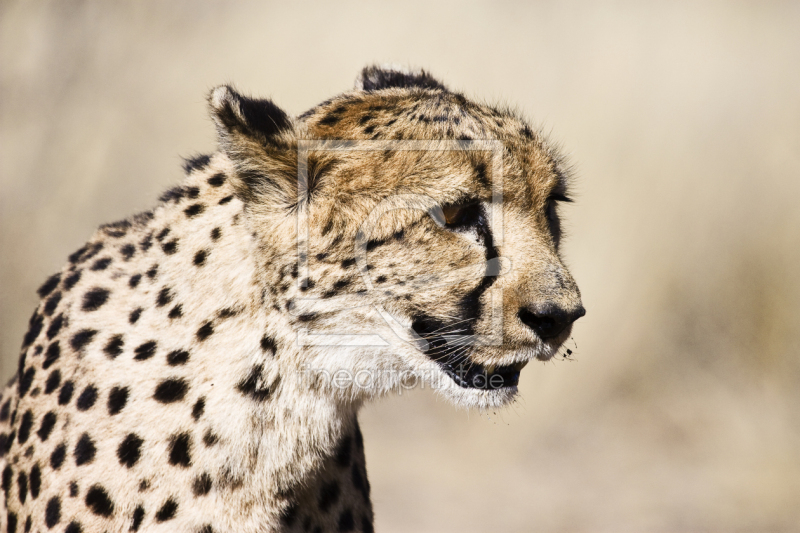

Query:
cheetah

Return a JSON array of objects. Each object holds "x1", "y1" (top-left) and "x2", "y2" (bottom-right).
[{"x1": 0, "y1": 65, "x2": 584, "y2": 532}]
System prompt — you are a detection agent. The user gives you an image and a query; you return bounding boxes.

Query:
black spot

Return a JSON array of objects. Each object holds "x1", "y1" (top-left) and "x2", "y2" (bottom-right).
[
  {"x1": 341, "y1": 258, "x2": 356, "y2": 268},
  {"x1": 138, "y1": 479, "x2": 149, "y2": 492},
  {"x1": 198, "y1": 525, "x2": 214, "y2": 533},
  {"x1": 297, "y1": 313, "x2": 316, "y2": 322},
  {"x1": 18, "y1": 351, "x2": 27, "y2": 383},
  {"x1": 37, "y1": 411, "x2": 56, "y2": 442},
  {"x1": 183, "y1": 153, "x2": 212, "y2": 173},
  {"x1": 2, "y1": 465, "x2": 12, "y2": 494},
  {"x1": 156, "y1": 287, "x2": 173, "y2": 307},
  {"x1": 207, "y1": 173, "x2": 226, "y2": 187},
  {"x1": 155, "y1": 498, "x2": 178, "y2": 522},
  {"x1": 202, "y1": 430, "x2": 218, "y2": 447},
  {"x1": 375, "y1": 275, "x2": 387, "y2": 283},
  {"x1": 168, "y1": 433, "x2": 192, "y2": 467},
  {"x1": 0, "y1": 400, "x2": 9, "y2": 422},
  {"x1": 74, "y1": 433, "x2": 96, "y2": 465},
  {"x1": 107, "y1": 386, "x2": 129, "y2": 415},
  {"x1": 193, "y1": 250, "x2": 208, "y2": 266},
  {"x1": 71, "y1": 328, "x2": 98, "y2": 351},
  {"x1": 134, "y1": 341, "x2": 157, "y2": 361},
  {"x1": 46, "y1": 314, "x2": 64, "y2": 339},
  {"x1": 58, "y1": 381, "x2": 74, "y2": 405},
  {"x1": 196, "y1": 322, "x2": 213, "y2": 341},
  {"x1": 30, "y1": 464, "x2": 41, "y2": 498},
  {"x1": 210, "y1": 227, "x2": 221, "y2": 240},
  {"x1": 43, "y1": 291, "x2": 62, "y2": 316},
  {"x1": 101, "y1": 219, "x2": 131, "y2": 238},
  {"x1": 68, "y1": 244, "x2": 89, "y2": 263},
  {"x1": 22, "y1": 312, "x2": 43, "y2": 348},
  {"x1": 236, "y1": 365, "x2": 271, "y2": 401},
  {"x1": 338, "y1": 509, "x2": 355, "y2": 532},
  {"x1": 146, "y1": 265, "x2": 158, "y2": 279},
  {"x1": 131, "y1": 505, "x2": 145, "y2": 531},
  {"x1": 167, "y1": 350, "x2": 189, "y2": 366},
  {"x1": 333, "y1": 279, "x2": 350, "y2": 290},
  {"x1": 129, "y1": 274, "x2": 142, "y2": 289},
  {"x1": 2, "y1": 431, "x2": 15, "y2": 455},
  {"x1": 18, "y1": 367, "x2": 35, "y2": 397},
  {"x1": 17, "y1": 410, "x2": 33, "y2": 444},
  {"x1": 43, "y1": 341, "x2": 60, "y2": 369},
  {"x1": 38, "y1": 273, "x2": 61, "y2": 298},
  {"x1": 129, "y1": 308, "x2": 143, "y2": 324},
  {"x1": 162, "y1": 240, "x2": 178, "y2": 255},
  {"x1": 184, "y1": 204, "x2": 205, "y2": 218},
  {"x1": 90, "y1": 257, "x2": 112, "y2": 271},
  {"x1": 45, "y1": 370, "x2": 61, "y2": 394},
  {"x1": 156, "y1": 228, "x2": 171, "y2": 241},
  {"x1": 115, "y1": 433, "x2": 143, "y2": 469},
  {"x1": 215, "y1": 308, "x2": 238, "y2": 320},
  {"x1": 153, "y1": 378, "x2": 188, "y2": 403},
  {"x1": 82, "y1": 288, "x2": 109, "y2": 311},
  {"x1": 334, "y1": 434, "x2": 352, "y2": 467},
  {"x1": 121, "y1": 244, "x2": 136, "y2": 260},
  {"x1": 6, "y1": 512, "x2": 17, "y2": 533},
  {"x1": 218, "y1": 195, "x2": 233, "y2": 205},
  {"x1": 17, "y1": 471, "x2": 28, "y2": 504},
  {"x1": 45, "y1": 496, "x2": 61, "y2": 528},
  {"x1": 63, "y1": 270, "x2": 82, "y2": 290},
  {"x1": 168, "y1": 305, "x2": 183, "y2": 319},
  {"x1": 192, "y1": 473, "x2": 212, "y2": 496},
  {"x1": 191, "y1": 397, "x2": 205, "y2": 420},
  {"x1": 85, "y1": 485, "x2": 115, "y2": 517},
  {"x1": 64, "y1": 521, "x2": 82, "y2": 533},
  {"x1": 69, "y1": 481, "x2": 79, "y2": 497},
  {"x1": 51, "y1": 443, "x2": 67, "y2": 469},
  {"x1": 160, "y1": 186, "x2": 185, "y2": 203},
  {"x1": 318, "y1": 480, "x2": 340, "y2": 512},
  {"x1": 104, "y1": 334, "x2": 125, "y2": 358},
  {"x1": 76, "y1": 385, "x2": 98, "y2": 411},
  {"x1": 260, "y1": 336, "x2": 277, "y2": 355},
  {"x1": 140, "y1": 233, "x2": 154, "y2": 251}
]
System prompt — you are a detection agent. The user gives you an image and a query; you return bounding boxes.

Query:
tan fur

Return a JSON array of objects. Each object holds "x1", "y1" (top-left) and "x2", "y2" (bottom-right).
[{"x1": 0, "y1": 66, "x2": 582, "y2": 532}]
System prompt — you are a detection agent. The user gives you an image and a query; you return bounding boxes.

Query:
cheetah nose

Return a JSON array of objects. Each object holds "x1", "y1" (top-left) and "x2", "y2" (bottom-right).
[{"x1": 517, "y1": 304, "x2": 586, "y2": 340}]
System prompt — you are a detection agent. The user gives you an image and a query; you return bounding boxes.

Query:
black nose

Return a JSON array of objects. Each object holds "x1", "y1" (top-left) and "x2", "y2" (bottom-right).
[{"x1": 518, "y1": 305, "x2": 586, "y2": 340}]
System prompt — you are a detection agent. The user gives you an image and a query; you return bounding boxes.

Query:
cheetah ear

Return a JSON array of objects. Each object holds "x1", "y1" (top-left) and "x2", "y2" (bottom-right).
[
  {"x1": 208, "y1": 85, "x2": 298, "y2": 207},
  {"x1": 355, "y1": 64, "x2": 447, "y2": 92}
]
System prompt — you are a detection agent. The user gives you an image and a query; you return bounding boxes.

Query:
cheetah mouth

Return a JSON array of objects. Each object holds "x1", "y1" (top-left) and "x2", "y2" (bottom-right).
[{"x1": 411, "y1": 318, "x2": 528, "y2": 390}]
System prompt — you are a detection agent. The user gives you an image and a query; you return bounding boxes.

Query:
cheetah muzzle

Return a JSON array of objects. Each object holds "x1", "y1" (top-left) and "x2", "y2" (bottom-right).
[{"x1": 1, "y1": 65, "x2": 584, "y2": 533}]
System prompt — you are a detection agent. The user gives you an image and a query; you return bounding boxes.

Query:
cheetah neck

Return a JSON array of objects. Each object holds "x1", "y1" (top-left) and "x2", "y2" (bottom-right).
[{"x1": 177, "y1": 157, "x2": 368, "y2": 528}]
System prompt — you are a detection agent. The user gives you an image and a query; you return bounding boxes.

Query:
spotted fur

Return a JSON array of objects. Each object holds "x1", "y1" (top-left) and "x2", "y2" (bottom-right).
[{"x1": 0, "y1": 65, "x2": 583, "y2": 532}]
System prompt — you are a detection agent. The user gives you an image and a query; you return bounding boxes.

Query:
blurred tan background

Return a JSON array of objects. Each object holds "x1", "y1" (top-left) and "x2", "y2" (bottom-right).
[{"x1": 2, "y1": 1, "x2": 799, "y2": 531}]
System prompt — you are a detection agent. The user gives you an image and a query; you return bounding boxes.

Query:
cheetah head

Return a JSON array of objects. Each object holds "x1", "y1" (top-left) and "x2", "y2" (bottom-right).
[{"x1": 209, "y1": 66, "x2": 584, "y2": 409}]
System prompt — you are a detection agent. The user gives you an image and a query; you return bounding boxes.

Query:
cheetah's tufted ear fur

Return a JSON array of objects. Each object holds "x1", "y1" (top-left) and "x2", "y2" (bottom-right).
[
  {"x1": 209, "y1": 85, "x2": 299, "y2": 208},
  {"x1": 355, "y1": 64, "x2": 447, "y2": 92}
]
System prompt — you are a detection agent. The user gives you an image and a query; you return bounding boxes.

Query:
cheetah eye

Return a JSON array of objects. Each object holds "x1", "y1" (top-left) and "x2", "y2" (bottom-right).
[{"x1": 441, "y1": 201, "x2": 482, "y2": 228}]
